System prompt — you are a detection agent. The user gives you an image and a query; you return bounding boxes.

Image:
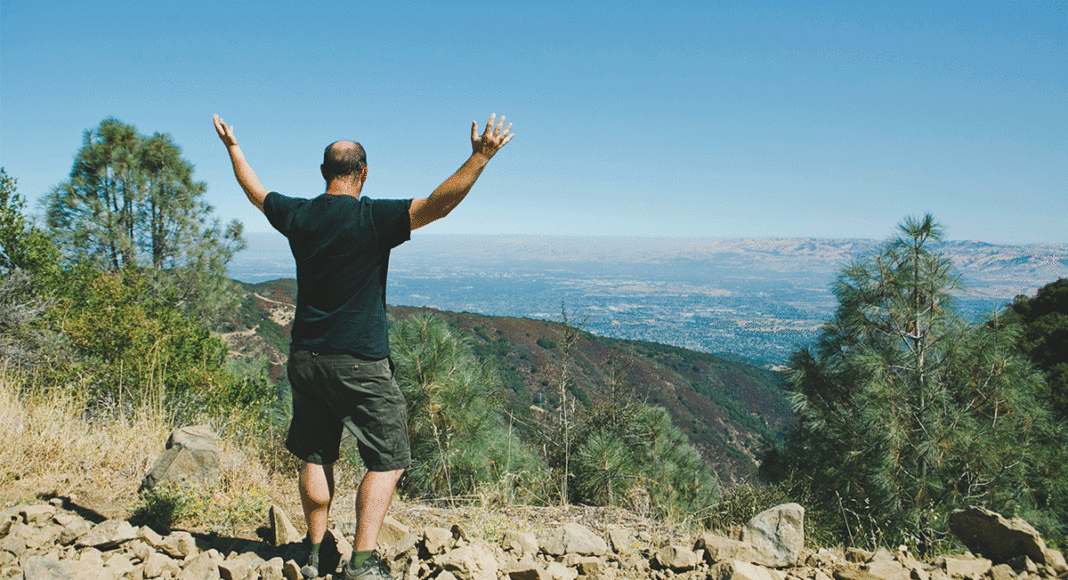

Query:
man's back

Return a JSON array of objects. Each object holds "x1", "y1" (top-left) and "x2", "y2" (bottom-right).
[{"x1": 264, "y1": 192, "x2": 411, "y2": 359}]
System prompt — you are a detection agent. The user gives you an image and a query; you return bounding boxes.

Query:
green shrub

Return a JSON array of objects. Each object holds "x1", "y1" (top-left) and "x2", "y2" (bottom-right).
[
  {"x1": 391, "y1": 314, "x2": 550, "y2": 503},
  {"x1": 536, "y1": 337, "x2": 557, "y2": 350},
  {"x1": 130, "y1": 481, "x2": 271, "y2": 535}
]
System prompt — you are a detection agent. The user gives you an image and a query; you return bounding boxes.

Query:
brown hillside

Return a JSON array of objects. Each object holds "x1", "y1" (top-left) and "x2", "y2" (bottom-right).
[
  {"x1": 389, "y1": 306, "x2": 794, "y2": 483},
  {"x1": 226, "y1": 281, "x2": 794, "y2": 482}
]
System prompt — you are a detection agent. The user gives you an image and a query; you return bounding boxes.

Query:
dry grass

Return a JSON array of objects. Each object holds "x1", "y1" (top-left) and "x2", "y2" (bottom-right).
[
  {"x1": 0, "y1": 367, "x2": 158, "y2": 509},
  {"x1": 0, "y1": 364, "x2": 298, "y2": 537},
  {"x1": 0, "y1": 363, "x2": 676, "y2": 545}
]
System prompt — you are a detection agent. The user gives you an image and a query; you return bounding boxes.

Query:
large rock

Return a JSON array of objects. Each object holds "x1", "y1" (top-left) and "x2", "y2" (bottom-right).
[
  {"x1": 542, "y1": 523, "x2": 607, "y2": 556},
  {"x1": 741, "y1": 503, "x2": 805, "y2": 568},
  {"x1": 942, "y1": 556, "x2": 992, "y2": 580},
  {"x1": 695, "y1": 533, "x2": 764, "y2": 565},
  {"x1": 160, "y1": 530, "x2": 201, "y2": 559},
  {"x1": 269, "y1": 504, "x2": 301, "y2": 547},
  {"x1": 20, "y1": 505, "x2": 57, "y2": 525},
  {"x1": 507, "y1": 562, "x2": 552, "y2": 580},
  {"x1": 144, "y1": 551, "x2": 182, "y2": 577},
  {"x1": 711, "y1": 559, "x2": 784, "y2": 580},
  {"x1": 947, "y1": 507, "x2": 1067, "y2": 570},
  {"x1": 142, "y1": 425, "x2": 221, "y2": 490},
  {"x1": 434, "y1": 543, "x2": 499, "y2": 580},
  {"x1": 378, "y1": 516, "x2": 409, "y2": 549},
  {"x1": 865, "y1": 549, "x2": 909, "y2": 580},
  {"x1": 503, "y1": 530, "x2": 539, "y2": 558},
  {"x1": 74, "y1": 519, "x2": 138, "y2": 550},
  {"x1": 656, "y1": 545, "x2": 698, "y2": 571},
  {"x1": 425, "y1": 526, "x2": 456, "y2": 555},
  {"x1": 219, "y1": 552, "x2": 266, "y2": 580},
  {"x1": 258, "y1": 557, "x2": 285, "y2": 580},
  {"x1": 22, "y1": 556, "x2": 72, "y2": 580}
]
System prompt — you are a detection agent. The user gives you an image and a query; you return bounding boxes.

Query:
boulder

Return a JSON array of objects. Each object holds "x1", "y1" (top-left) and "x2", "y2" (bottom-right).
[
  {"x1": 258, "y1": 557, "x2": 285, "y2": 580},
  {"x1": 507, "y1": 562, "x2": 552, "y2": 580},
  {"x1": 947, "y1": 507, "x2": 1066, "y2": 570},
  {"x1": 607, "y1": 526, "x2": 631, "y2": 553},
  {"x1": 102, "y1": 552, "x2": 135, "y2": 577},
  {"x1": 712, "y1": 559, "x2": 784, "y2": 580},
  {"x1": 656, "y1": 545, "x2": 699, "y2": 571},
  {"x1": 541, "y1": 523, "x2": 607, "y2": 556},
  {"x1": 866, "y1": 549, "x2": 910, "y2": 580},
  {"x1": 55, "y1": 516, "x2": 90, "y2": 546},
  {"x1": 942, "y1": 556, "x2": 992, "y2": 580},
  {"x1": 218, "y1": 555, "x2": 258, "y2": 580},
  {"x1": 144, "y1": 551, "x2": 182, "y2": 578},
  {"x1": 177, "y1": 551, "x2": 221, "y2": 580},
  {"x1": 57, "y1": 558, "x2": 112, "y2": 580},
  {"x1": 434, "y1": 543, "x2": 498, "y2": 580},
  {"x1": 22, "y1": 556, "x2": 71, "y2": 580},
  {"x1": 74, "y1": 519, "x2": 138, "y2": 550},
  {"x1": 142, "y1": 425, "x2": 221, "y2": 490},
  {"x1": 544, "y1": 560, "x2": 577, "y2": 580},
  {"x1": 741, "y1": 503, "x2": 805, "y2": 568},
  {"x1": 503, "y1": 530, "x2": 539, "y2": 558},
  {"x1": 425, "y1": 526, "x2": 456, "y2": 555},
  {"x1": 269, "y1": 505, "x2": 301, "y2": 547},
  {"x1": 577, "y1": 557, "x2": 605, "y2": 576},
  {"x1": 696, "y1": 533, "x2": 764, "y2": 565},
  {"x1": 19, "y1": 506, "x2": 57, "y2": 525},
  {"x1": 160, "y1": 530, "x2": 200, "y2": 559},
  {"x1": 0, "y1": 507, "x2": 19, "y2": 536},
  {"x1": 988, "y1": 563, "x2": 1015, "y2": 580},
  {"x1": 378, "y1": 516, "x2": 409, "y2": 549},
  {"x1": 281, "y1": 559, "x2": 302, "y2": 580},
  {"x1": 833, "y1": 568, "x2": 883, "y2": 580},
  {"x1": 385, "y1": 532, "x2": 417, "y2": 561}
]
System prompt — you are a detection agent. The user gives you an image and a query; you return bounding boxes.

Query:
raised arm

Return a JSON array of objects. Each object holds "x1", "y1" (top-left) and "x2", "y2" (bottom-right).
[
  {"x1": 213, "y1": 114, "x2": 268, "y2": 213},
  {"x1": 409, "y1": 114, "x2": 514, "y2": 230}
]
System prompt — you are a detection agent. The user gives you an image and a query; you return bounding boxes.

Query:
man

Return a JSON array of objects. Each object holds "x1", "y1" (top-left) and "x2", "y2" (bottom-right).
[{"x1": 213, "y1": 113, "x2": 513, "y2": 579}]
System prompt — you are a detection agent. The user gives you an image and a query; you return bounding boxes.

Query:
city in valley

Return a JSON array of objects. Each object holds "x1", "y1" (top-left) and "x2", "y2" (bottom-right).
[{"x1": 231, "y1": 233, "x2": 1068, "y2": 367}]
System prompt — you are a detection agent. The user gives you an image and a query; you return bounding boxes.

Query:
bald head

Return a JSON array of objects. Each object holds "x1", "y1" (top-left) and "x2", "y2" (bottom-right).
[{"x1": 322, "y1": 140, "x2": 367, "y2": 183}]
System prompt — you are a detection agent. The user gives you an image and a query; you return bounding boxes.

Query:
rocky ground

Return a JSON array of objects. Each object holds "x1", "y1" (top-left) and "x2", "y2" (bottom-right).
[{"x1": 4, "y1": 496, "x2": 1066, "y2": 580}]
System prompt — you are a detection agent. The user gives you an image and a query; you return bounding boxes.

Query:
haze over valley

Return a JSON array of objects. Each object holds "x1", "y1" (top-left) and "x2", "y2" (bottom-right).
[{"x1": 231, "y1": 233, "x2": 1068, "y2": 366}]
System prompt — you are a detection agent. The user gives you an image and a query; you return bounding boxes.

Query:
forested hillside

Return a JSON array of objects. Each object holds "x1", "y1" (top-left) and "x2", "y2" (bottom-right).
[{"x1": 224, "y1": 280, "x2": 793, "y2": 482}]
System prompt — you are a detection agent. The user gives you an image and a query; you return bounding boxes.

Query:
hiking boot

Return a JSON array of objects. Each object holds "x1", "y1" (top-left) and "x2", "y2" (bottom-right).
[
  {"x1": 300, "y1": 551, "x2": 319, "y2": 579},
  {"x1": 343, "y1": 552, "x2": 394, "y2": 580}
]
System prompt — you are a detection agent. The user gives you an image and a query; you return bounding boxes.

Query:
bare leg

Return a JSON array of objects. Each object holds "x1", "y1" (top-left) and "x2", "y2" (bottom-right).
[
  {"x1": 353, "y1": 469, "x2": 405, "y2": 552},
  {"x1": 299, "y1": 462, "x2": 335, "y2": 544}
]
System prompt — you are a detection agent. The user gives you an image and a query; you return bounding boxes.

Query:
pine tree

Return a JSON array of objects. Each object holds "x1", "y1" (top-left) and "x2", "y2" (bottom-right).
[
  {"x1": 765, "y1": 215, "x2": 1061, "y2": 550},
  {"x1": 44, "y1": 119, "x2": 244, "y2": 320},
  {"x1": 391, "y1": 313, "x2": 548, "y2": 502},
  {"x1": 1004, "y1": 278, "x2": 1068, "y2": 421}
]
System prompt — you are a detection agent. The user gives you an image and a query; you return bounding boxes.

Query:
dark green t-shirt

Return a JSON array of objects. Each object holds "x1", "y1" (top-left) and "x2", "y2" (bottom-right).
[{"x1": 263, "y1": 192, "x2": 411, "y2": 359}]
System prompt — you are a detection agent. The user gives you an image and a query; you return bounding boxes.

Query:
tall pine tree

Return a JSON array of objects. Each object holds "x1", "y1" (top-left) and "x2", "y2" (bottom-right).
[
  {"x1": 45, "y1": 118, "x2": 244, "y2": 319},
  {"x1": 763, "y1": 215, "x2": 1063, "y2": 551}
]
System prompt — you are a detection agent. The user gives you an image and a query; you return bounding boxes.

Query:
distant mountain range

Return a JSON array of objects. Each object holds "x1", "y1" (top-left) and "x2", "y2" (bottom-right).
[{"x1": 230, "y1": 233, "x2": 1068, "y2": 365}]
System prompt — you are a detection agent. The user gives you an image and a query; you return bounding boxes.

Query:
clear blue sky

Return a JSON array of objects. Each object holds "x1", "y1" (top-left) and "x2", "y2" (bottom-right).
[{"x1": 2, "y1": 1, "x2": 1065, "y2": 244}]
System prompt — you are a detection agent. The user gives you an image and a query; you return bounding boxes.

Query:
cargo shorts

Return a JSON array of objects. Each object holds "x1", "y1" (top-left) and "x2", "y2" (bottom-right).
[{"x1": 285, "y1": 349, "x2": 411, "y2": 471}]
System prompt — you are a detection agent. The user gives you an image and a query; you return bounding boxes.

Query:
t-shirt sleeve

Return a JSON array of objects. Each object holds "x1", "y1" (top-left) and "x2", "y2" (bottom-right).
[
  {"x1": 263, "y1": 192, "x2": 297, "y2": 236},
  {"x1": 372, "y1": 198, "x2": 413, "y2": 250}
]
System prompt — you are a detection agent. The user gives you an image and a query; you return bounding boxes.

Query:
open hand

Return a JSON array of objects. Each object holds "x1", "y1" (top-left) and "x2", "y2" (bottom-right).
[
  {"x1": 213, "y1": 114, "x2": 239, "y2": 148},
  {"x1": 471, "y1": 114, "x2": 513, "y2": 160}
]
